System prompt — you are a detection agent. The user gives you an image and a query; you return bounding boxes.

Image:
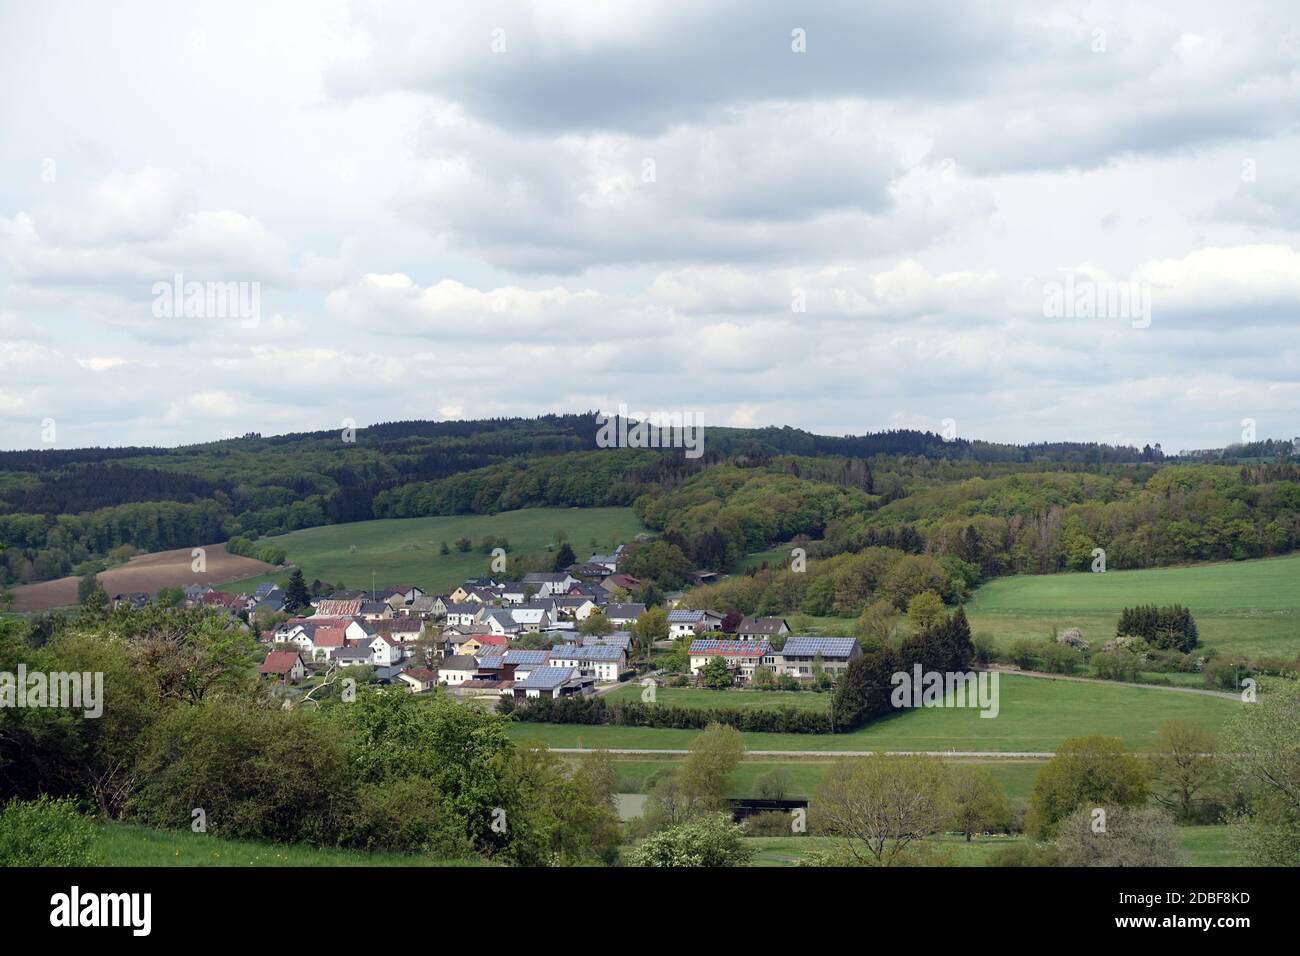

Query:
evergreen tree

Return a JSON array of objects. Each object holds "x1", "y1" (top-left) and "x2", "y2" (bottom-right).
[
  {"x1": 283, "y1": 569, "x2": 310, "y2": 614},
  {"x1": 552, "y1": 542, "x2": 576, "y2": 572}
]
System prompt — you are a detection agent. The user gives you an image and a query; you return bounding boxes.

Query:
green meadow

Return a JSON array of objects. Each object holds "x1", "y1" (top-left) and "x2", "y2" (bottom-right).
[
  {"x1": 602, "y1": 685, "x2": 832, "y2": 712},
  {"x1": 965, "y1": 553, "x2": 1300, "y2": 660},
  {"x1": 511, "y1": 673, "x2": 1242, "y2": 753},
  {"x1": 216, "y1": 506, "x2": 645, "y2": 594}
]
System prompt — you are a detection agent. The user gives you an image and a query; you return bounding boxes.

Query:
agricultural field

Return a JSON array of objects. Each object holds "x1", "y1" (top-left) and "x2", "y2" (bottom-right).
[
  {"x1": 965, "y1": 553, "x2": 1300, "y2": 660},
  {"x1": 213, "y1": 506, "x2": 645, "y2": 595},
  {"x1": 6, "y1": 543, "x2": 273, "y2": 612},
  {"x1": 510, "y1": 673, "x2": 1242, "y2": 753}
]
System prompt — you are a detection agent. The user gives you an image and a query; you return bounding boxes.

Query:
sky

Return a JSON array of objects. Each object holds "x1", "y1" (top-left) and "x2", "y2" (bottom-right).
[{"x1": 1, "y1": 0, "x2": 1298, "y2": 453}]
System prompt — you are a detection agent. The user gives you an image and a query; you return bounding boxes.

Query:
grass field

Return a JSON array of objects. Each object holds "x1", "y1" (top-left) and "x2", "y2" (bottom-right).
[
  {"x1": 603, "y1": 685, "x2": 832, "y2": 712},
  {"x1": 743, "y1": 826, "x2": 1243, "y2": 867},
  {"x1": 512, "y1": 673, "x2": 1241, "y2": 753},
  {"x1": 95, "y1": 823, "x2": 484, "y2": 867},
  {"x1": 610, "y1": 756, "x2": 1044, "y2": 801},
  {"x1": 215, "y1": 506, "x2": 645, "y2": 595},
  {"x1": 965, "y1": 554, "x2": 1300, "y2": 660}
]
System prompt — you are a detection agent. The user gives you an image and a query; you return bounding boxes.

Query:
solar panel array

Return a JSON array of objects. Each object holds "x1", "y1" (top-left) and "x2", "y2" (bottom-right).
[
  {"x1": 515, "y1": 666, "x2": 578, "y2": 689},
  {"x1": 780, "y1": 637, "x2": 858, "y2": 658},
  {"x1": 689, "y1": 639, "x2": 771, "y2": 656}
]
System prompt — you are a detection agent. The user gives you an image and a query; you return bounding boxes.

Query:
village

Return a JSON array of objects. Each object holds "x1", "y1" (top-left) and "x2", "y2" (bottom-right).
[{"x1": 151, "y1": 543, "x2": 861, "y2": 705}]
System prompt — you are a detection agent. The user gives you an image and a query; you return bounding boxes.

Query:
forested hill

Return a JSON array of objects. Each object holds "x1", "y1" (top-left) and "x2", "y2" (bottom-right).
[{"x1": 2, "y1": 413, "x2": 1297, "y2": 589}]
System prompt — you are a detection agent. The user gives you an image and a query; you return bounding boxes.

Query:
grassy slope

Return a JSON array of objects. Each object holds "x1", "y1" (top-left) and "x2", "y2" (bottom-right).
[
  {"x1": 511, "y1": 673, "x2": 1241, "y2": 753},
  {"x1": 965, "y1": 554, "x2": 1300, "y2": 659},
  {"x1": 95, "y1": 823, "x2": 485, "y2": 867},
  {"x1": 215, "y1": 506, "x2": 645, "y2": 594}
]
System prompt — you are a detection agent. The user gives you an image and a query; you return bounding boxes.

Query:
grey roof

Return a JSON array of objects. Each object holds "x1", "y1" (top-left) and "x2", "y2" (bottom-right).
[
  {"x1": 523, "y1": 572, "x2": 571, "y2": 583},
  {"x1": 515, "y1": 666, "x2": 578, "y2": 690},
  {"x1": 440, "y1": 654, "x2": 481, "y2": 671},
  {"x1": 780, "y1": 637, "x2": 859, "y2": 659},
  {"x1": 603, "y1": 603, "x2": 645, "y2": 619},
  {"x1": 582, "y1": 632, "x2": 633, "y2": 650},
  {"x1": 740, "y1": 617, "x2": 788, "y2": 635},
  {"x1": 667, "y1": 609, "x2": 704, "y2": 623}
]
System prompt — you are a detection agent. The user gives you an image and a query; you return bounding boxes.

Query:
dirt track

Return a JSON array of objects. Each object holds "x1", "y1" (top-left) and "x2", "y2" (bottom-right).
[{"x1": 7, "y1": 543, "x2": 273, "y2": 612}]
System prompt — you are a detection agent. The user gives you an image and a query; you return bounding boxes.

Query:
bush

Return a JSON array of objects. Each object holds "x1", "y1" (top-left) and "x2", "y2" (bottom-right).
[
  {"x1": 1092, "y1": 648, "x2": 1141, "y2": 682},
  {"x1": 1009, "y1": 638, "x2": 1041, "y2": 670},
  {"x1": 339, "y1": 777, "x2": 473, "y2": 857},
  {"x1": 755, "y1": 768, "x2": 794, "y2": 800},
  {"x1": 626, "y1": 812, "x2": 754, "y2": 867},
  {"x1": 1039, "y1": 642, "x2": 1082, "y2": 675},
  {"x1": 985, "y1": 842, "x2": 1059, "y2": 867},
  {"x1": 743, "y1": 810, "x2": 796, "y2": 836},
  {"x1": 0, "y1": 796, "x2": 101, "y2": 866}
]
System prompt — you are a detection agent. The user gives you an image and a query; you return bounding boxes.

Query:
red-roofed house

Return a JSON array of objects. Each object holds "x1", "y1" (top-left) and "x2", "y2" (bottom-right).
[{"x1": 259, "y1": 651, "x2": 307, "y2": 684}]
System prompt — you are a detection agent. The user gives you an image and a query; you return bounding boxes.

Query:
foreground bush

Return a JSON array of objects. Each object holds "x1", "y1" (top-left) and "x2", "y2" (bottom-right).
[
  {"x1": 0, "y1": 796, "x2": 101, "y2": 866},
  {"x1": 626, "y1": 813, "x2": 753, "y2": 867}
]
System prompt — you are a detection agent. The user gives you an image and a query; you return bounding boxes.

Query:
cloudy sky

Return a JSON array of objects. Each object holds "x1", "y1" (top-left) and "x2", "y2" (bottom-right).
[{"x1": 2, "y1": 0, "x2": 1298, "y2": 452}]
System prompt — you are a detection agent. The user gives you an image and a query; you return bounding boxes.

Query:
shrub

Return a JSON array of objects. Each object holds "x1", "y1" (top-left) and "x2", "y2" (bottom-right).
[
  {"x1": 1039, "y1": 642, "x2": 1082, "y2": 675},
  {"x1": 743, "y1": 810, "x2": 796, "y2": 836},
  {"x1": 755, "y1": 768, "x2": 794, "y2": 800},
  {"x1": 985, "y1": 842, "x2": 1059, "y2": 867},
  {"x1": 0, "y1": 796, "x2": 101, "y2": 866},
  {"x1": 626, "y1": 812, "x2": 754, "y2": 867}
]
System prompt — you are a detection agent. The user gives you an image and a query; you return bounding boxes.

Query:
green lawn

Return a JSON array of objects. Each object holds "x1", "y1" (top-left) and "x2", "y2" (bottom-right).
[
  {"x1": 95, "y1": 823, "x2": 486, "y2": 867},
  {"x1": 744, "y1": 825, "x2": 1244, "y2": 867},
  {"x1": 215, "y1": 506, "x2": 644, "y2": 594},
  {"x1": 965, "y1": 555, "x2": 1300, "y2": 660},
  {"x1": 603, "y1": 685, "x2": 832, "y2": 712},
  {"x1": 512, "y1": 673, "x2": 1242, "y2": 753}
]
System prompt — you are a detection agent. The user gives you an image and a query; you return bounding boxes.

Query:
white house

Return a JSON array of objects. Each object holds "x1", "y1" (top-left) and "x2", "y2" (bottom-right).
[
  {"x1": 689, "y1": 639, "x2": 772, "y2": 684},
  {"x1": 667, "y1": 609, "x2": 724, "y2": 639},
  {"x1": 548, "y1": 643, "x2": 626, "y2": 682},
  {"x1": 368, "y1": 634, "x2": 405, "y2": 667},
  {"x1": 438, "y1": 654, "x2": 481, "y2": 686}
]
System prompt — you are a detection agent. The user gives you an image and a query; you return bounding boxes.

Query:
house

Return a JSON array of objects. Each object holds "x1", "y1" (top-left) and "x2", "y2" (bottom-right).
[
  {"x1": 112, "y1": 592, "x2": 149, "y2": 610},
  {"x1": 444, "y1": 602, "x2": 483, "y2": 628},
  {"x1": 770, "y1": 636, "x2": 861, "y2": 679},
  {"x1": 437, "y1": 654, "x2": 481, "y2": 686},
  {"x1": 498, "y1": 649, "x2": 550, "y2": 680},
  {"x1": 259, "y1": 651, "x2": 307, "y2": 684},
  {"x1": 547, "y1": 643, "x2": 625, "y2": 682},
  {"x1": 483, "y1": 609, "x2": 523, "y2": 637},
  {"x1": 509, "y1": 666, "x2": 591, "y2": 700},
  {"x1": 689, "y1": 639, "x2": 772, "y2": 684},
  {"x1": 495, "y1": 582, "x2": 531, "y2": 605},
  {"x1": 253, "y1": 583, "x2": 279, "y2": 600},
  {"x1": 407, "y1": 595, "x2": 444, "y2": 618},
  {"x1": 602, "y1": 603, "x2": 645, "y2": 627},
  {"x1": 667, "y1": 609, "x2": 724, "y2": 638},
  {"x1": 358, "y1": 601, "x2": 392, "y2": 621},
  {"x1": 333, "y1": 645, "x2": 374, "y2": 668},
  {"x1": 587, "y1": 546, "x2": 623, "y2": 572},
  {"x1": 363, "y1": 618, "x2": 425, "y2": 644},
  {"x1": 582, "y1": 631, "x2": 633, "y2": 653},
  {"x1": 509, "y1": 603, "x2": 555, "y2": 633},
  {"x1": 314, "y1": 598, "x2": 364, "y2": 618},
  {"x1": 378, "y1": 585, "x2": 424, "y2": 608},
  {"x1": 566, "y1": 562, "x2": 611, "y2": 581},
  {"x1": 396, "y1": 667, "x2": 438, "y2": 693},
  {"x1": 601, "y1": 573, "x2": 640, "y2": 594},
  {"x1": 249, "y1": 591, "x2": 285, "y2": 622},
  {"x1": 451, "y1": 632, "x2": 507, "y2": 657},
  {"x1": 552, "y1": 596, "x2": 599, "y2": 620},
  {"x1": 738, "y1": 617, "x2": 790, "y2": 641},
  {"x1": 368, "y1": 634, "x2": 405, "y2": 667},
  {"x1": 521, "y1": 572, "x2": 579, "y2": 597}
]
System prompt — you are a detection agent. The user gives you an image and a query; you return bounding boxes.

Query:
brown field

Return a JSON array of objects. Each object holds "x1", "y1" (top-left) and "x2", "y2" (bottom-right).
[{"x1": 8, "y1": 543, "x2": 274, "y2": 612}]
